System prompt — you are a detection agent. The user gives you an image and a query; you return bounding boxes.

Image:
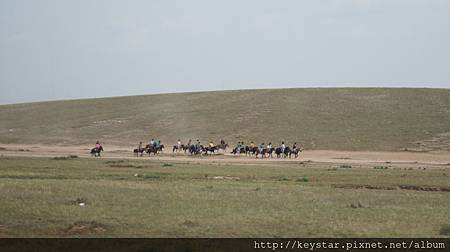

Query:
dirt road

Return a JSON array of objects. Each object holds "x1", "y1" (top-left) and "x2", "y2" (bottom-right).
[{"x1": 1, "y1": 143, "x2": 450, "y2": 167}]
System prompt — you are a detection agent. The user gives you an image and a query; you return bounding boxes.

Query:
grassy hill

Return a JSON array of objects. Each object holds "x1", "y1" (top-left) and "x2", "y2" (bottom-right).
[{"x1": 1, "y1": 88, "x2": 450, "y2": 151}]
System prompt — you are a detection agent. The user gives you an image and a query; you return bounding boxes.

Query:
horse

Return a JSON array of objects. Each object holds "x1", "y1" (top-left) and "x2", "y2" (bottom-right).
[
  {"x1": 216, "y1": 143, "x2": 228, "y2": 152},
  {"x1": 91, "y1": 146, "x2": 103, "y2": 157},
  {"x1": 265, "y1": 147, "x2": 274, "y2": 158},
  {"x1": 133, "y1": 147, "x2": 146, "y2": 157},
  {"x1": 204, "y1": 145, "x2": 218, "y2": 155},
  {"x1": 283, "y1": 147, "x2": 291, "y2": 158},
  {"x1": 172, "y1": 144, "x2": 185, "y2": 153},
  {"x1": 189, "y1": 145, "x2": 203, "y2": 155},
  {"x1": 275, "y1": 147, "x2": 289, "y2": 158},
  {"x1": 255, "y1": 148, "x2": 274, "y2": 158},
  {"x1": 182, "y1": 145, "x2": 190, "y2": 153},
  {"x1": 145, "y1": 144, "x2": 163, "y2": 155},
  {"x1": 254, "y1": 148, "x2": 264, "y2": 158},
  {"x1": 288, "y1": 148, "x2": 302, "y2": 158},
  {"x1": 246, "y1": 146, "x2": 258, "y2": 156},
  {"x1": 231, "y1": 147, "x2": 246, "y2": 155}
]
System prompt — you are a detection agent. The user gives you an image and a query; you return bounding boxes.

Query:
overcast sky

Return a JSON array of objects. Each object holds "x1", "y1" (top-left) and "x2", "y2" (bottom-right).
[{"x1": 1, "y1": 0, "x2": 449, "y2": 104}]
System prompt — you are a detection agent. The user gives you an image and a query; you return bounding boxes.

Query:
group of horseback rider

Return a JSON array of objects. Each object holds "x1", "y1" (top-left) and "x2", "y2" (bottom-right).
[
  {"x1": 231, "y1": 141, "x2": 301, "y2": 158},
  {"x1": 95, "y1": 138, "x2": 301, "y2": 158}
]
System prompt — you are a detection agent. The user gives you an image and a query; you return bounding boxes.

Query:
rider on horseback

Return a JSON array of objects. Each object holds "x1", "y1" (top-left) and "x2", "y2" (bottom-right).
[
  {"x1": 195, "y1": 140, "x2": 200, "y2": 149},
  {"x1": 259, "y1": 142, "x2": 265, "y2": 152},
  {"x1": 95, "y1": 141, "x2": 101, "y2": 150},
  {"x1": 281, "y1": 141, "x2": 286, "y2": 153},
  {"x1": 235, "y1": 142, "x2": 242, "y2": 154}
]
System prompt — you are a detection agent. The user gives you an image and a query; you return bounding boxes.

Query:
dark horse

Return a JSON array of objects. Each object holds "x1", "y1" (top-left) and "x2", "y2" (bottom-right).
[
  {"x1": 247, "y1": 147, "x2": 258, "y2": 156},
  {"x1": 204, "y1": 145, "x2": 219, "y2": 155},
  {"x1": 288, "y1": 148, "x2": 302, "y2": 158},
  {"x1": 216, "y1": 143, "x2": 229, "y2": 152},
  {"x1": 275, "y1": 147, "x2": 290, "y2": 158},
  {"x1": 133, "y1": 147, "x2": 146, "y2": 157},
  {"x1": 146, "y1": 144, "x2": 164, "y2": 155},
  {"x1": 189, "y1": 145, "x2": 203, "y2": 155},
  {"x1": 91, "y1": 146, "x2": 104, "y2": 157},
  {"x1": 172, "y1": 144, "x2": 186, "y2": 153},
  {"x1": 255, "y1": 148, "x2": 274, "y2": 158},
  {"x1": 231, "y1": 146, "x2": 247, "y2": 155}
]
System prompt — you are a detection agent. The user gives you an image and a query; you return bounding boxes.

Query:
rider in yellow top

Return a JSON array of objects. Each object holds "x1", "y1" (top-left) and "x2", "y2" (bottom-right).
[{"x1": 209, "y1": 141, "x2": 214, "y2": 148}]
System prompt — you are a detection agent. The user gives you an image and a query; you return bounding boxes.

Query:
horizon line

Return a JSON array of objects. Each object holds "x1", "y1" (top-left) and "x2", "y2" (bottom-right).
[{"x1": 1, "y1": 86, "x2": 449, "y2": 106}]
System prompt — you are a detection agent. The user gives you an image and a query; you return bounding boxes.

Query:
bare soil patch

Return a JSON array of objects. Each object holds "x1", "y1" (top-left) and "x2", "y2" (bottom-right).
[
  {"x1": 333, "y1": 184, "x2": 450, "y2": 192},
  {"x1": 1, "y1": 144, "x2": 450, "y2": 167},
  {"x1": 0, "y1": 225, "x2": 10, "y2": 238}
]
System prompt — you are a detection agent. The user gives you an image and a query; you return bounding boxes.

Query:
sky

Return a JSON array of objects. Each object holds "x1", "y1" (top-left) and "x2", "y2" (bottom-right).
[{"x1": 1, "y1": 0, "x2": 450, "y2": 104}]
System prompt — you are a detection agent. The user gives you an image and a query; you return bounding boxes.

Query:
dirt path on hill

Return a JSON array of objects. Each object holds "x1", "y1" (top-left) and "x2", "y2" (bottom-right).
[{"x1": 1, "y1": 143, "x2": 450, "y2": 167}]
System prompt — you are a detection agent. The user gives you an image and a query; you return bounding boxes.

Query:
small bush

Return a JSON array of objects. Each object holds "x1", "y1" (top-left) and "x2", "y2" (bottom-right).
[
  {"x1": 349, "y1": 201, "x2": 366, "y2": 209},
  {"x1": 68, "y1": 197, "x2": 88, "y2": 205},
  {"x1": 373, "y1": 166, "x2": 389, "y2": 169},
  {"x1": 278, "y1": 177, "x2": 290, "y2": 181},
  {"x1": 296, "y1": 177, "x2": 309, "y2": 182},
  {"x1": 340, "y1": 165, "x2": 352, "y2": 169},
  {"x1": 162, "y1": 163, "x2": 173, "y2": 167}
]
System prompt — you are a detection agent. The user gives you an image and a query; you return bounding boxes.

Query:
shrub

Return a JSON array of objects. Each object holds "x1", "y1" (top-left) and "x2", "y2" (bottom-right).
[{"x1": 296, "y1": 177, "x2": 309, "y2": 182}]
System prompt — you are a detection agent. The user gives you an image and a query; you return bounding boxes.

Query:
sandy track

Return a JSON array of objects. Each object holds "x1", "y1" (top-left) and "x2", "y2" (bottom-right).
[{"x1": 1, "y1": 143, "x2": 450, "y2": 166}]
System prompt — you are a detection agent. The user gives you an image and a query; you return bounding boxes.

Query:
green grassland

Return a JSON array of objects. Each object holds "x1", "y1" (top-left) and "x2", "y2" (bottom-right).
[
  {"x1": 1, "y1": 88, "x2": 450, "y2": 151},
  {"x1": 0, "y1": 156, "x2": 449, "y2": 237}
]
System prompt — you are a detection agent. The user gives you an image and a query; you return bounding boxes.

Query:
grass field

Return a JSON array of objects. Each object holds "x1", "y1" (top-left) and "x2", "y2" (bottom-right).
[
  {"x1": 1, "y1": 156, "x2": 449, "y2": 238},
  {"x1": 1, "y1": 88, "x2": 450, "y2": 151}
]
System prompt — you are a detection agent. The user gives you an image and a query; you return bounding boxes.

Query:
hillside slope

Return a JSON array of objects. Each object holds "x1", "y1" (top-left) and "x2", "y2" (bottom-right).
[{"x1": 1, "y1": 88, "x2": 450, "y2": 151}]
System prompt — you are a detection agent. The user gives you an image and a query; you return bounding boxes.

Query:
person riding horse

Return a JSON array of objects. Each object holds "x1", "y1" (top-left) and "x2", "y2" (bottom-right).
[
  {"x1": 134, "y1": 141, "x2": 146, "y2": 156},
  {"x1": 91, "y1": 140, "x2": 103, "y2": 157},
  {"x1": 173, "y1": 139, "x2": 183, "y2": 152}
]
